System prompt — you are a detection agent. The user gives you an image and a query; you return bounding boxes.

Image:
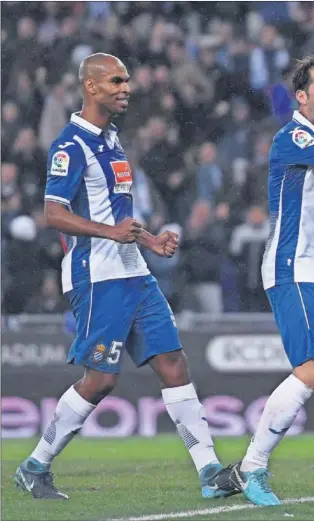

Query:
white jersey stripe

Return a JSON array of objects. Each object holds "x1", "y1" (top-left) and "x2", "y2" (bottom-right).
[
  {"x1": 296, "y1": 283, "x2": 310, "y2": 330},
  {"x1": 61, "y1": 235, "x2": 76, "y2": 292},
  {"x1": 73, "y1": 135, "x2": 125, "y2": 279},
  {"x1": 294, "y1": 168, "x2": 314, "y2": 284},
  {"x1": 72, "y1": 134, "x2": 149, "y2": 285},
  {"x1": 86, "y1": 283, "x2": 94, "y2": 337},
  {"x1": 44, "y1": 195, "x2": 70, "y2": 206}
]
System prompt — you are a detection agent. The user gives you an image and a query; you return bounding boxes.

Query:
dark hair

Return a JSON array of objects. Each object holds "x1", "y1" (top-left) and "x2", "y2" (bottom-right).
[{"x1": 292, "y1": 56, "x2": 314, "y2": 93}]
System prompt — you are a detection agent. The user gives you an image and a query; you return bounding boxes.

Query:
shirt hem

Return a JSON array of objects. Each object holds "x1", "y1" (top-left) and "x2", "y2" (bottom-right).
[
  {"x1": 264, "y1": 277, "x2": 314, "y2": 290},
  {"x1": 62, "y1": 269, "x2": 151, "y2": 294}
]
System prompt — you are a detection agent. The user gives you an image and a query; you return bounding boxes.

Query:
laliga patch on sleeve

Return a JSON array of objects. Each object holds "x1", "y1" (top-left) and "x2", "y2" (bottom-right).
[
  {"x1": 110, "y1": 160, "x2": 133, "y2": 194},
  {"x1": 50, "y1": 151, "x2": 70, "y2": 176},
  {"x1": 292, "y1": 128, "x2": 314, "y2": 149}
]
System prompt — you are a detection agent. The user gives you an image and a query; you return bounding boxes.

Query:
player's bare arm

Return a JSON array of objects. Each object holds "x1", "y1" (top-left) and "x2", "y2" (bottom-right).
[{"x1": 45, "y1": 201, "x2": 142, "y2": 244}]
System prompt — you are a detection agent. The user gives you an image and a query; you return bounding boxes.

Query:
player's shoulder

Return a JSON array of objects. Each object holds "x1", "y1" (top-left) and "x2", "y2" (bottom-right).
[
  {"x1": 273, "y1": 120, "x2": 297, "y2": 144},
  {"x1": 47, "y1": 124, "x2": 87, "y2": 177},
  {"x1": 49, "y1": 123, "x2": 84, "y2": 153},
  {"x1": 48, "y1": 123, "x2": 88, "y2": 167},
  {"x1": 273, "y1": 118, "x2": 314, "y2": 151}
]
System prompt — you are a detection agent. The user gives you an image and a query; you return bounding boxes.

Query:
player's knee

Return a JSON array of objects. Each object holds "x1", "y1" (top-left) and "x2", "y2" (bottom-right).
[
  {"x1": 75, "y1": 370, "x2": 118, "y2": 404},
  {"x1": 151, "y1": 350, "x2": 190, "y2": 387},
  {"x1": 293, "y1": 359, "x2": 314, "y2": 390},
  {"x1": 163, "y1": 350, "x2": 187, "y2": 368}
]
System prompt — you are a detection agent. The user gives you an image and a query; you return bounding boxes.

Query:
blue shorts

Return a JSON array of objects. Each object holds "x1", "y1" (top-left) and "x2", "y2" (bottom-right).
[
  {"x1": 266, "y1": 282, "x2": 314, "y2": 368},
  {"x1": 65, "y1": 274, "x2": 182, "y2": 373}
]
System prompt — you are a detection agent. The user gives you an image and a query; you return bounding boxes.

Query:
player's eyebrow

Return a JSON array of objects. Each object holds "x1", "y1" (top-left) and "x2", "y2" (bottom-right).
[{"x1": 110, "y1": 75, "x2": 130, "y2": 83}]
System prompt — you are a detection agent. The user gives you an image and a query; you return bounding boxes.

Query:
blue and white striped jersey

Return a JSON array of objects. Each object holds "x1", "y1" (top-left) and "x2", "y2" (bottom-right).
[
  {"x1": 45, "y1": 113, "x2": 149, "y2": 293},
  {"x1": 262, "y1": 110, "x2": 314, "y2": 290}
]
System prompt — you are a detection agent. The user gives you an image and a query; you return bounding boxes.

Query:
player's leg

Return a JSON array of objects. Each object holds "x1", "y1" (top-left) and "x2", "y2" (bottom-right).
[
  {"x1": 229, "y1": 283, "x2": 314, "y2": 506},
  {"x1": 15, "y1": 368, "x2": 118, "y2": 499},
  {"x1": 150, "y1": 350, "x2": 238, "y2": 498},
  {"x1": 15, "y1": 279, "x2": 135, "y2": 499},
  {"x1": 149, "y1": 350, "x2": 220, "y2": 469},
  {"x1": 126, "y1": 275, "x2": 238, "y2": 499}
]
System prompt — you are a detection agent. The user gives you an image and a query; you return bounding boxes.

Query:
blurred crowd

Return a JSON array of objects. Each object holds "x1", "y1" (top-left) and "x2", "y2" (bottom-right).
[{"x1": 2, "y1": 1, "x2": 314, "y2": 315}]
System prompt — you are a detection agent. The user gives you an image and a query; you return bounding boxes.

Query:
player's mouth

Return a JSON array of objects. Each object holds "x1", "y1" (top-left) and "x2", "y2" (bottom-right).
[{"x1": 116, "y1": 98, "x2": 129, "y2": 108}]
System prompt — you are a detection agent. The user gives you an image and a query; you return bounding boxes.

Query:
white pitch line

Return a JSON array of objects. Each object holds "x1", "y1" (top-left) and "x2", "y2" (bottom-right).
[{"x1": 107, "y1": 496, "x2": 314, "y2": 521}]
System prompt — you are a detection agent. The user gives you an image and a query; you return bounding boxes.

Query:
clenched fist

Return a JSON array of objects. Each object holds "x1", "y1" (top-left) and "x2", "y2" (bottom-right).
[{"x1": 151, "y1": 230, "x2": 179, "y2": 257}]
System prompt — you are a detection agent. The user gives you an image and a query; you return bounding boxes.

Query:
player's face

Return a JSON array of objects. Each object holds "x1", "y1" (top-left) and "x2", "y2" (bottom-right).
[
  {"x1": 297, "y1": 68, "x2": 314, "y2": 123},
  {"x1": 306, "y1": 69, "x2": 314, "y2": 120},
  {"x1": 94, "y1": 63, "x2": 131, "y2": 116}
]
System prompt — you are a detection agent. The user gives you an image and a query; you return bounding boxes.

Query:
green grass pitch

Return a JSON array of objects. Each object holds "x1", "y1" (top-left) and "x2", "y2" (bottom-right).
[{"x1": 2, "y1": 435, "x2": 314, "y2": 521}]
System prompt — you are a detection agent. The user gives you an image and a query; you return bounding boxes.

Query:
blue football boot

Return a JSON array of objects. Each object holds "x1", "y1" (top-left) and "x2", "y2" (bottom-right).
[{"x1": 230, "y1": 462, "x2": 280, "y2": 506}]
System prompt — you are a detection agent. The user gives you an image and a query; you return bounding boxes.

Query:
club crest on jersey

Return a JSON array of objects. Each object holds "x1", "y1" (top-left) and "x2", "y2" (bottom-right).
[
  {"x1": 110, "y1": 160, "x2": 133, "y2": 194},
  {"x1": 51, "y1": 151, "x2": 70, "y2": 176},
  {"x1": 291, "y1": 128, "x2": 314, "y2": 149},
  {"x1": 92, "y1": 344, "x2": 106, "y2": 363}
]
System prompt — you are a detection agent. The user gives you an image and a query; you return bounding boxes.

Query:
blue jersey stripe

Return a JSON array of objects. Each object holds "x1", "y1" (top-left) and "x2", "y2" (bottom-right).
[
  {"x1": 275, "y1": 166, "x2": 305, "y2": 283},
  {"x1": 71, "y1": 180, "x2": 92, "y2": 285}
]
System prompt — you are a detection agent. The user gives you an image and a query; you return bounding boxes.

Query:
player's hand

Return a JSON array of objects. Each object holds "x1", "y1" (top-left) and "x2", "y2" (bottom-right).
[
  {"x1": 109, "y1": 217, "x2": 143, "y2": 243},
  {"x1": 151, "y1": 231, "x2": 179, "y2": 257}
]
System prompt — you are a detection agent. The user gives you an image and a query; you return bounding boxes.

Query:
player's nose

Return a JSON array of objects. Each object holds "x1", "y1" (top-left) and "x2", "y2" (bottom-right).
[{"x1": 122, "y1": 82, "x2": 131, "y2": 95}]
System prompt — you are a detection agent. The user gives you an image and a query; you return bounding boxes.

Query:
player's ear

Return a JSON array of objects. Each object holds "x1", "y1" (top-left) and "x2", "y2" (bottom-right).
[
  {"x1": 85, "y1": 78, "x2": 97, "y2": 96},
  {"x1": 296, "y1": 89, "x2": 308, "y2": 106}
]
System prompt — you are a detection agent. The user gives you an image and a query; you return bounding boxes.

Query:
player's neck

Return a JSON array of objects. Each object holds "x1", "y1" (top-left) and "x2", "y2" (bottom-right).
[
  {"x1": 80, "y1": 105, "x2": 112, "y2": 132},
  {"x1": 298, "y1": 107, "x2": 314, "y2": 125}
]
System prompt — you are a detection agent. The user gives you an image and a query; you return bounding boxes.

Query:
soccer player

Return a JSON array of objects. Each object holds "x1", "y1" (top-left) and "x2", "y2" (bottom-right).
[
  {"x1": 216, "y1": 56, "x2": 314, "y2": 506},
  {"x1": 14, "y1": 54, "x2": 236, "y2": 500}
]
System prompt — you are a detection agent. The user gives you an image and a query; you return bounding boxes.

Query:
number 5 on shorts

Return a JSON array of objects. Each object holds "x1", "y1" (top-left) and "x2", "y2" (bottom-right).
[{"x1": 107, "y1": 341, "x2": 123, "y2": 364}]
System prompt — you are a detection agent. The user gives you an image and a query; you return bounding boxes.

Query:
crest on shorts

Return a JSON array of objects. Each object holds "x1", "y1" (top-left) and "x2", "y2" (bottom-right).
[
  {"x1": 291, "y1": 127, "x2": 314, "y2": 149},
  {"x1": 92, "y1": 344, "x2": 106, "y2": 363}
]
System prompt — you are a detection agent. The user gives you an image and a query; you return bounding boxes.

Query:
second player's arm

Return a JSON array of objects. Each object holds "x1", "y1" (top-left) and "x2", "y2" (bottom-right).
[{"x1": 45, "y1": 201, "x2": 142, "y2": 243}]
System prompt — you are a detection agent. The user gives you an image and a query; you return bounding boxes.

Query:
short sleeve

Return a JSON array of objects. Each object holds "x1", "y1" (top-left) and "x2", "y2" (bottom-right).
[
  {"x1": 278, "y1": 127, "x2": 314, "y2": 167},
  {"x1": 44, "y1": 141, "x2": 86, "y2": 206}
]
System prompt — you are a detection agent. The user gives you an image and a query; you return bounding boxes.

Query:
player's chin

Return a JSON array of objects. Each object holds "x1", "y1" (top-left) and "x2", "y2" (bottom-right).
[
  {"x1": 111, "y1": 107, "x2": 128, "y2": 118},
  {"x1": 114, "y1": 102, "x2": 128, "y2": 114}
]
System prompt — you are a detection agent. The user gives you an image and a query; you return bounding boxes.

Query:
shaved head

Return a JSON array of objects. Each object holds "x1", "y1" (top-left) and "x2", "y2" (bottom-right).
[
  {"x1": 78, "y1": 52, "x2": 131, "y2": 120},
  {"x1": 78, "y1": 53, "x2": 125, "y2": 84}
]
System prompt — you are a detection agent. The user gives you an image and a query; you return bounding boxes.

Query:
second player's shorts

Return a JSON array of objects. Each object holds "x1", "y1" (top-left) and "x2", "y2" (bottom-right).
[
  {"x1": 65, "y1": 274, "x2": 182, "y2": 373},
  {"x1": 266, "y1": 282, "x2": 314, "y2": 368}
]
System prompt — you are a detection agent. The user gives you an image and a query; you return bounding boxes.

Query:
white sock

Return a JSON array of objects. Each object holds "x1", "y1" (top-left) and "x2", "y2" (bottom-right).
[
  {"x1": 162, "y1": 383, "x2": 219, "y2": 473},
  {"x1": 241, "y1": 374, "x2": 312, "y2": 472},
  {"x1": 30, "y1": 386, "x2": 95, "y2": 465}
]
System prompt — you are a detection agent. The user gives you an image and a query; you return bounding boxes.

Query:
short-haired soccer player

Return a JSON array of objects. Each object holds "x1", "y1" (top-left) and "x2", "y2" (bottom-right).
[{"x1": 14, "y1": 54, "x2": 237, "y2": 500}]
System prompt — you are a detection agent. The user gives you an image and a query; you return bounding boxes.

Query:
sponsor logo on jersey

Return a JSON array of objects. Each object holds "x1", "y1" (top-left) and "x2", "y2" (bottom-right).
[
  {"x1": 110, "y1": 160, "x2": 133, "y2": 193},
  {"x1": 51, "y1": 151, "x2": 70, "y2": 176},
  {"x1": 291, "y1": 127, "x2": 314, "y2": 149}
]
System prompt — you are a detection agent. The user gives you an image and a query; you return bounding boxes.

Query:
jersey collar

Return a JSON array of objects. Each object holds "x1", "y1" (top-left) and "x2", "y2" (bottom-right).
[
  {"x1": 71, "y1": 112, "x2": 103, "y2": 135},
  {"x1": 293, "y1": 110, "x2": 314, "y2": 133}
]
